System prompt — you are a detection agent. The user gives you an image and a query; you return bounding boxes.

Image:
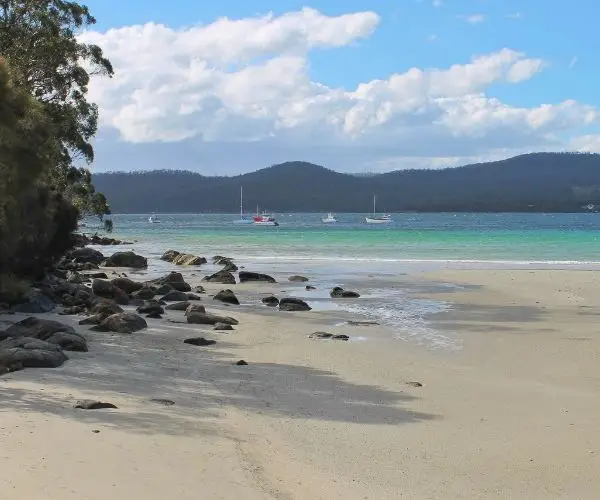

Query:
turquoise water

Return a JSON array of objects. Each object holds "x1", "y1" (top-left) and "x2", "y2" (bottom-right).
[
  {"x1": 88, "y1": 213, "x2": 600, "y2": 265},
  {"x1": 83, "y1": 212, "x2": 600, "y2": 349}
]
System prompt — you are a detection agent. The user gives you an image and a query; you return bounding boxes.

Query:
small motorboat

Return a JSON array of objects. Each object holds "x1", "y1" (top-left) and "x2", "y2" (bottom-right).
[
  {"x1": 253, "y1": 211, "x2": 279, "y2": 226},
  {"x1": 322, "y1": 212, "x2": 337, "y2": 223}
]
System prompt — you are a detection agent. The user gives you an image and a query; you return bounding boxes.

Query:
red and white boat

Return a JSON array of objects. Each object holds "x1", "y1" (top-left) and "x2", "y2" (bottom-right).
[{"x1": 253, "y1": 210, "x2": 279, "y2": 226}]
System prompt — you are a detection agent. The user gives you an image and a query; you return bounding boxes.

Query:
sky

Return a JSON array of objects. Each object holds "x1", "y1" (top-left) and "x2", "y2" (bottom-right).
[{"x1": 79, "y1": 0, "x2": 600, "y2": 175}]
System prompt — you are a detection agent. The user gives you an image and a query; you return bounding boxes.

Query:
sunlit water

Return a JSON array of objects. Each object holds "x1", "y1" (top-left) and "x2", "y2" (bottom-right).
[{"x1": 84, "y1": 212, "x2": 600, "y2": 350}]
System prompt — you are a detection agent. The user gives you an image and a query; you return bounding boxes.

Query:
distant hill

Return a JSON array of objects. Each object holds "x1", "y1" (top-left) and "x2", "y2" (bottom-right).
[{"x1": 92, "y1": 152, "x2": 600, "y2": 213}]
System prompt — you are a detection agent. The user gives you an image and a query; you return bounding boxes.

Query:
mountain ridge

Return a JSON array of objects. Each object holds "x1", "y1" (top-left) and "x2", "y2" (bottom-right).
[{"x1": 93, "y1": 152, "x2": 600, "y2": 213}]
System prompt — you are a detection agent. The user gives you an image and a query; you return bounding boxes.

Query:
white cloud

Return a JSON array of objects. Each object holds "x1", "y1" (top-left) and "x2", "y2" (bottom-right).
[
  {"x1": 81, "y1": 8, "x2": 598, "y2": 173},
  {"x1": 571, "y1": 134, "x2": 600, "y2": 153},
  {"x1": 464, "y1": 14, "x2": 486, "y2": 24}
]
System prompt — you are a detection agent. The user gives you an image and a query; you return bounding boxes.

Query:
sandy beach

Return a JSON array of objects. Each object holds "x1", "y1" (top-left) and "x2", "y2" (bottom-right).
[{"x1": 1, "y1": 261, "x2": 600, "y2": 499}]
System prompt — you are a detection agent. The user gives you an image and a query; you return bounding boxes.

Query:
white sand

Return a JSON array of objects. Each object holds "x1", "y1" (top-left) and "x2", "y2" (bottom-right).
[{"x1": 1, "y1": 268, "x2": 600, "y2": 499}]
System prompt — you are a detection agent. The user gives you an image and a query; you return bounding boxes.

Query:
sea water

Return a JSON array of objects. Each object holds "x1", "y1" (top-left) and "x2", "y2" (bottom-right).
[{"x1": 85, "y1": 212, "x2": 600, "y2": 349}]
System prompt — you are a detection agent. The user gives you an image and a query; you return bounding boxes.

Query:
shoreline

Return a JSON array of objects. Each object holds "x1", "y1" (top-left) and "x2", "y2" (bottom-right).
[{"x1": 1, "y1": 244, "x2": 599, "y2": 498}]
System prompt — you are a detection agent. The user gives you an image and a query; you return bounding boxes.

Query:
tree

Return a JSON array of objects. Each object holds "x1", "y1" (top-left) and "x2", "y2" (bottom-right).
[{"x1": 0, "y1": 0, "x2": 113, "y2": 217}]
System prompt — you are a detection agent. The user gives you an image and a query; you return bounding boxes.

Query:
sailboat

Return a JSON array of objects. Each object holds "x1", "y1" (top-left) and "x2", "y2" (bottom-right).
[
  {"x1": 365, "y1": 195, "x2": 392, "y2": 224},
  {"x1": 233, "y1": 186, "x2": 252, "y2": 224},
  {"x1": 148, "y1": 211, "x2": 161, "y2": 223}
]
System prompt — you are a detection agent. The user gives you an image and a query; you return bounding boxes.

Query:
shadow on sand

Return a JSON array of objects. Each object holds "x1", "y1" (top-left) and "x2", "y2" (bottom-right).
[{"x1": 0, "y1": 314, "x2": 436, "y2": 436}]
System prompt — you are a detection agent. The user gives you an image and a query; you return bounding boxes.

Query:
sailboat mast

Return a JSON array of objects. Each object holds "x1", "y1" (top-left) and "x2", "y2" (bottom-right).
[
  {"x1": 240, "y1": 186, "x2": 243, "y2": 217},
  {"x1": 373, "y1": 195, "x2": 376, "y2": 216}
]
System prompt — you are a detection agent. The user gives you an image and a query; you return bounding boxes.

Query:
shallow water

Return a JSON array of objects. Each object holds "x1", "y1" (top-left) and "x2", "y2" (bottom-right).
[{"x1": 84, "y1": 212, "x2": 600, "y2": 349}]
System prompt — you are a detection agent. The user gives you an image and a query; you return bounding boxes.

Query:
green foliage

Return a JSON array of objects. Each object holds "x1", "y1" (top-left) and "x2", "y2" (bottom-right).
[
  {"x1": 0, "y1": 273, "x2": 30, "y2": 304},
  {"x1": 0, "y1": 1, "x2": 112, "y2": 280},
  {"x1": 0, "y1": 0, "x2": 113, "y2": 218},
  {"x1": 92, "y1": 153, "x2": 600, "y2": 214}
]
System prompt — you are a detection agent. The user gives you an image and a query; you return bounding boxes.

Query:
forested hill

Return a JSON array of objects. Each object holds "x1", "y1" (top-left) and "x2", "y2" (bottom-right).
[{"x1": 93, "y1": 152, "x2": 600, "y2": 213}]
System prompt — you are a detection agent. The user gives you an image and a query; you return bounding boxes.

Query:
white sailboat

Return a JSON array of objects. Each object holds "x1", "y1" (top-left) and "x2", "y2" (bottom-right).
[
  {"x1": 148, "y1": 211, "x2": 161, "y2": 223},
  {"x1": 322, "y1": 212, "x2": 338, "y2": 223},
  {"x1": 365, "y1": 195, "x2": 392, "y2": 224},
  {"x1": 233, "y1": 186, "x2": 252, "y2": 224}
]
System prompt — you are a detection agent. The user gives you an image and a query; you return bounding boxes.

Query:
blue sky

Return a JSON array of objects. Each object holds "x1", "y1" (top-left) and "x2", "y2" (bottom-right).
[{"x1": 80, "y1": 1, "x2": 600, "y2": 174}]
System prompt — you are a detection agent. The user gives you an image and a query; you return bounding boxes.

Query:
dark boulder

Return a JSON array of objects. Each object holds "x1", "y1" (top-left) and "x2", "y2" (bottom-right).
[
  {"x1": 136, "y1": 303, "x2": 165, "y2": 315},
  {"x1": 305, "y1": 285, "x2": 316, "y2": 291},
  {"x1": 89, "y1": 300, "x2": 123, "y2": 316},
  {"x1": 214, "y1": 323, "x2": 234, "y2": 331},
  {"x1": 186, "y1": 311, "x2": 238, "y2": 326},
  {"x1": 87, "y1": 272, "x2": 109, "y2": 279},
  {"x1": 102, "y1": 251, "x2": 147, "y2": 269},
  {"x1": 74, "y1": 400, "x2": 118, "y2": 410},
  {"x1": 213, "y1": 289, "x2": 240, "y2": 305},
  {"x1": 146, "y1": 312, "x2": 163, "y2": 319},
  {"x1": 184, "y1": 337, "x2": 216, "y2": 347},
  {"x1": 160, "y1": 250, "x2": 180, "y2": 262},
  {"x1": 288, "y1": 275, "x2": 309, "y2": 282},
  {"x1": 111, "y1": 277, "x2": 143, "y2": 294},
  {"x1": 184, "y1": 304, "x2": 206, "y2": 315},
  {"x1": 150, "y1": 272, "x2": 191, "y2": 292},
  {"x1": 3, "y1": 317, "x2": 87, "y2": 352},
  {"x1": 154, "y1": 283, "x2": 174, "y2": 295},
  {"x1": 79, "y1": 314, "x2": 105, "y2": 325},
  {"x1": 279, "y1": 298, "x2": 311, "y2": 312},
  {"x1": 330, "y1": 287, "x2": 360, "y2": 298},
  {"x1": 239, "y1": 271, "x2": 276, "y2": 284},
  {"x1": 11, "y1": 289, "x2": 56, "y2": 313},
  {"x1": 0, "y1": 337, "x2": 68, "y2": 373},
  {"x1": 203, "y1": 270, "x2": 236, "y2": 285},
  {"x1": 193, "y1": 285, "x2": 206, "y2": 294},
  {"x1": 92, "y1": 313, "x2": 147, "y2": 334},
  {"x1": 165, "y1": 301, "x2": 193, "y2": 311},
  {"x1": 69, "y1": 247, "x2": 105, "y2": 265},
  {"x1": 92, "y1": 279, "x2": 129, "y2": 305},
  {"x1": 262, "y1": 296, "x2": 279, "y2": 307},
  {"x1": 161, "y1": 290, "x2": 190, "y2": 302},
  {"x1": 131, "y1": 287, "x2": 156, "y2": 300}
]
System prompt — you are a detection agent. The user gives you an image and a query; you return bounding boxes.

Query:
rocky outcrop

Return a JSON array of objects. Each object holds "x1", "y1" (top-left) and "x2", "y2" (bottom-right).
[
  {"x1": 213, "y1": 289, "x2": 239, "y2": 305},
  {"x1": 0, "y1": 337, "x2": 68, "y2": 374},
  {"x1": 92, "y1": 279, "x2": 129, "y2": 305},
  {"x1": 262, "y1": 296, "x2": 279, "y2": 307},
  {"x1": 1, "y1": 317, "x2": 87, "y2": 352},
  {"x1": 91, "y1": 312, "x2": 147, "y2": 334},
  {"x1": 279, "y1": 297, "x2": 311, "y2": 312},
  {"x1": 102, "y1": 251, "x2": 147, "y2": 269},
  {"x1": 184, "y1": 304, "x2": 206, "y2": 315},
  {"x1": 239, "y1": 271, "x2": 276, "y2": 284},
  {"x1": 203, "y1": 270, "x2": 236, "y2": 285},
  {"x1": 330, "y1": 287, "x2": 360, "y2": 298}
]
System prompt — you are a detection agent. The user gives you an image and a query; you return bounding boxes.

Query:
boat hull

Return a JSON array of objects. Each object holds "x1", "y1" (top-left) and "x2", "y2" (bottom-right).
[{"x1": 365, "y1": 217, "x2": 392, "y2": 224}]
